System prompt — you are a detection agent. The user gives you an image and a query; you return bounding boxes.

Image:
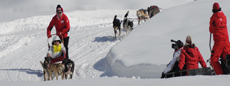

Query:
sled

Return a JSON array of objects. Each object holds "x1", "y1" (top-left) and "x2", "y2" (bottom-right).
[
  {"x1": 187, "y1": 67, "x2": 215, "y2": 75},
  {"x1": 164, "y1": 67, "x2": 214, "y2": 78},
  {"x1": 220, "y1": 56, "x2": 230, "y2": 74},
  {"x1": 206, "y1": 55, "x2": 230, "y2": 74}
]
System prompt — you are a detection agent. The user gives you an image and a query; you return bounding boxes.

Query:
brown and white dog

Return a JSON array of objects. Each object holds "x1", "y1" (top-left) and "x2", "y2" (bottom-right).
[
  {"x1": 147, "y1": 5, "x2": 160, "y2": 18},
  {"x1": 123, "y1": 11, "x2": 134, "y2": 34},
  {"x1": 113, "y1": 15, "x2": 121, "y2": 38},
  {"x1": 40, "y1": 57, "x2": 65, "y2": 81},
  {"x1": 136, "y1": 9, "x2": 149, "y2": 25}
]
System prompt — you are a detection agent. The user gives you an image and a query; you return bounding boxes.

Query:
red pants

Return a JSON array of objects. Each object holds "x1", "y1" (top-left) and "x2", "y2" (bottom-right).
[
  {"x1": 211, "y1": 41, "x2": 230, "y2": 75},
  {"x1": 51, "y1": 55, "x2": 66, "y2": 63}
]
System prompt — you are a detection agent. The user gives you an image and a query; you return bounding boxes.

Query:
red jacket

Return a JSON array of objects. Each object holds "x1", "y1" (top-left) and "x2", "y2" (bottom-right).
[
  {"x1": 178, "y1": 45, "x2": 207, "y2": 70},
  {"x1": 209, "y1": 11, "x2": 229, "y2": 42},
  {"x1": 47, "y1": 13, "x2": 70, "y2": 38}
]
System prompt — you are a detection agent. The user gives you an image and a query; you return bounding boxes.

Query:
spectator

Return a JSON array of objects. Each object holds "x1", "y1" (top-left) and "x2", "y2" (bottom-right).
[
  {"x1": 209, "y1": 2, "x2": 230, "y2": 75},
  {"x1": 178, "y1": 35, "x2": 207, "y2": 71}
]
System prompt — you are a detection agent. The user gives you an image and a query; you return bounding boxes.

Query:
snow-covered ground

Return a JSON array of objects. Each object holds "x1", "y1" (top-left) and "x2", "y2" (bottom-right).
[
  {"x1": 0, "y1": 0, "x2": 230, "y2": 86},
  {"x1": 106, "y1": 0, "x2": 230, "y2": 78}
]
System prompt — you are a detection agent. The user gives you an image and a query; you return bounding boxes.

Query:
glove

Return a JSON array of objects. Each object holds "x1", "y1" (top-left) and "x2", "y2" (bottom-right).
[
  {"x1": 47, "y1": 34, "x2": 52, "y2": 38},
  {"x1": 58, "y1": 32, "x2": 62, "y2": 36}
]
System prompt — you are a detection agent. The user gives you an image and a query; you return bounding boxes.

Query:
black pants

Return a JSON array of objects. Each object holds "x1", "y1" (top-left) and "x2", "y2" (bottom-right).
[{"x1": 63, "y1": 37, "x2": 69, "y2": 59}]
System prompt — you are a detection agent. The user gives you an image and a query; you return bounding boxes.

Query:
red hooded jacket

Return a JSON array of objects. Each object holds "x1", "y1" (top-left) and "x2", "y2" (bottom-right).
[
  {"x1": 47, "y1": 13, "x2": 70, "y2": 38},
  {"x1": 209, "y1": 11, "x2": 229, "y2": 42},
  {"x1": 178, "y1": 45, "x2": 207, "y2": 70}
]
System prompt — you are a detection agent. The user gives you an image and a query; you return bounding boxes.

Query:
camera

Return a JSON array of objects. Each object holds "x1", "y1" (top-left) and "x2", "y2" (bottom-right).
[
  {"x1": 171, "y1": 44, "x2": 177, "y2": 49},
  {"x1": 171, "y1": 39, "x2": 183, "y2": 51},
  {"x1": 171, "y1": 39, "x2": 177, "y2": 50}
]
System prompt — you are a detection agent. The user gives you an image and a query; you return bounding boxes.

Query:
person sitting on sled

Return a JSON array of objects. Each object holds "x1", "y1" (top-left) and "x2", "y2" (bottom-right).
[
  {"x1": 47, "y1": 36, "x2": 66, "y2": 63},
  {"x1": 161, "y1": 39, "x2": 185, "y2": 78},
  {"x1": 178, "y1": 35, "x2": 207, "y2": 72}
]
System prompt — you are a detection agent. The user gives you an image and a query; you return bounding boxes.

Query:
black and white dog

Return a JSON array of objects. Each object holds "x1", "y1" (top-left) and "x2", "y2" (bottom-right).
[
  {"x1": 113, "y1": 15, "x2": 121, "y2": 38},
  {"x1": 123, "y1": 11, "x2": 133, "y2": 34},
  {"x1": 62, "y1": 59, "x2": 75, "y2": 79}
]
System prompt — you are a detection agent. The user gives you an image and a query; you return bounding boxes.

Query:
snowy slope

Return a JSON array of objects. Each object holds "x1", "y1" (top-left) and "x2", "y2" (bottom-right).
[
  {"x1": 1, "y1": 0, "x2": 230, "y2": 86},
  {"x1": 106, "y1": 0, "x2": 230, "y2": 78}
]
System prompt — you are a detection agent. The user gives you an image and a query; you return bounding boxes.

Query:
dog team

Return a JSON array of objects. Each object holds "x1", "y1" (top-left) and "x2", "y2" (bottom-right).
[{"x1": 113, "y1": 5, "x2": 160, "y2": 38}]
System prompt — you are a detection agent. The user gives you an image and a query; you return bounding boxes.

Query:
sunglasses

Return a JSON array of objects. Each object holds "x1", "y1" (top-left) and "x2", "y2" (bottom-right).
[
  {"x1": 57, "y1": 11, "x2": 62, "y2": 14},
  {"x1": 56, "y1": 10, "x2": 62, "y2": 14}
]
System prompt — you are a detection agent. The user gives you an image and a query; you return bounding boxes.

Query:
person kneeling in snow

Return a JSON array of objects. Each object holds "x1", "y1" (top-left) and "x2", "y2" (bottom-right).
[
  {"x1": 178, "y1": 35, "x2": 207, "y2": 73},
  {"x1": 47, "y1": 36, "x2": 66, "y2": 63},
  {"x1": 161, "y1": 39, "x2": 185, "y2": 78}
]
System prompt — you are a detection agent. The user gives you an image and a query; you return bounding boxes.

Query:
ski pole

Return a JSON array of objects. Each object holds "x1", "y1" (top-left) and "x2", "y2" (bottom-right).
[
  {"x1": 209, "y1": 33, "x2": 212, "y2": 52},
  {"x1": 208, "y1": 33, "x2": 215, "y2": 74},
  {"x1": 207, "y1": 33, "x2": 212, "y2": 62}
]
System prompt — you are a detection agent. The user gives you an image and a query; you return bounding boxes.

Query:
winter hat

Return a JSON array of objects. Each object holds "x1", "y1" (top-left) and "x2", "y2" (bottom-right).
[
  {"x1": 213, "y1": 2, "x2": 220, "y2": 10},
  {"x1": 212, "y1": 2, "x2": 221, "y2": 13},
  {"x1": 184, "y1": 35, "x2": 193, "y2": 46},
  {"x1": 56, "y1": 4, "x2": 63, "y2": 12}
]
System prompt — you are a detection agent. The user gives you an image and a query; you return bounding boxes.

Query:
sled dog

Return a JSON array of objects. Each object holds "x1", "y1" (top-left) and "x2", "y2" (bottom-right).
[
  {"x1": 113, "y1": 15, "x2": 121, "y2": 38},
  {"x1": 123, "y1": 11, "x2": 134, "y2": 34},
  {"x1": 40, "y1": 57, "x2": 65, "y2": 81},
  {"x1": 147, "y1": 5, "x2": 160, "y2": 18},
  {"x1": 136, "y1": 9, "x2": 149, "y2": 25},
  {"x1": 62, "y1": 59, "x2": 75, "y2": 79}
]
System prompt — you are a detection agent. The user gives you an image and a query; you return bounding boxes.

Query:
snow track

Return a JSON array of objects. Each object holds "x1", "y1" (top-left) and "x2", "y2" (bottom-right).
[{"x1": 0, "y1": 10, "x2": 136, "y2": 81}]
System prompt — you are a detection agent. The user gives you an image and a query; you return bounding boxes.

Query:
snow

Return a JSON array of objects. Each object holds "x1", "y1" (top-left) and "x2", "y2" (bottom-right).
[
  {"x1": 0, "y1": 0, "x2": 230, "y2": 86},
  {"x1": 106, "y1": 0, "x2": 230, "y2": 78}
]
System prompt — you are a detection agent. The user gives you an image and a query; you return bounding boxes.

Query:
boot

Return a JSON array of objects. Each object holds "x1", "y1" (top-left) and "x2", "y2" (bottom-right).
[{"x1": 225, "y1": 54, "x2": 230, "y2": 67}]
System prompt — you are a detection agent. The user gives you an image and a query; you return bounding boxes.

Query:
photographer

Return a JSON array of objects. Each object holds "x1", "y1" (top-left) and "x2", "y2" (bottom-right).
[{"x1": 161, "y1": 39, "x2": 185, "y2": 78}]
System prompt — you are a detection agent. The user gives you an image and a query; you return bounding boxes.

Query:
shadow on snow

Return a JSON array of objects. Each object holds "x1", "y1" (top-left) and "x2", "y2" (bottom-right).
[
  {"x1": 93, "y1": 57, "x2": 116, "y2": 77},
  {"x1": 0, "y1": 68, "x2": 43, "y2": 77},
  {"x1": 93, "y1": 36, "x2": 116, "y2": 42},
  {"x1": 93, "y1": 35, "x2": 126, "y2": 42}
]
